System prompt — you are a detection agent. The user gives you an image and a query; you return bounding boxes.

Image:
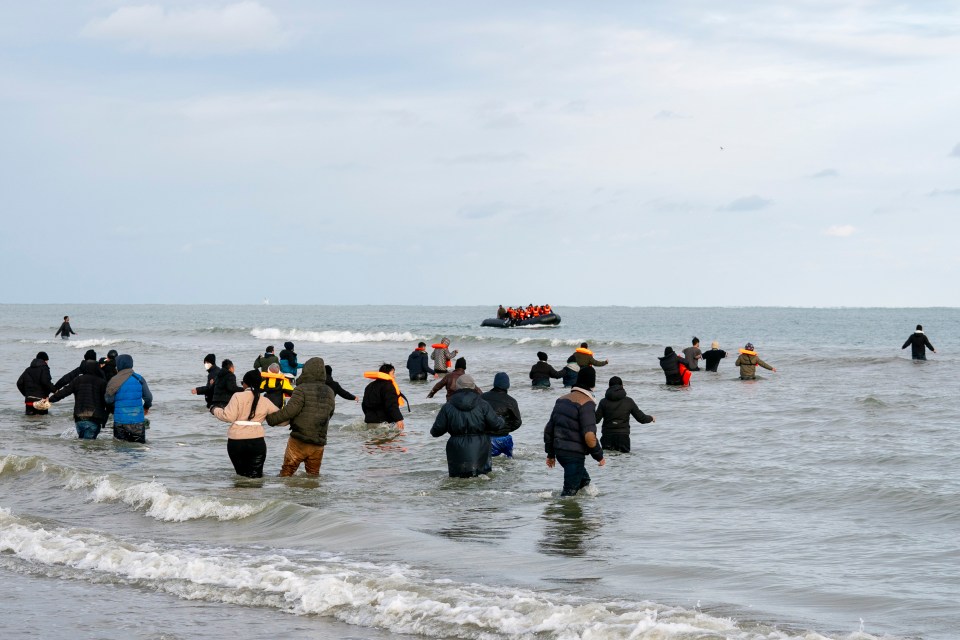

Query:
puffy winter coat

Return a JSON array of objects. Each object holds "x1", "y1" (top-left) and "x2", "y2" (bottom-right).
[
  {"x1": 254, "y1": 353, "x2": 280, "y2": 371},
  {"x1": 278, "y1": 348, "x2": 300, "y2": 375},
  {"x1": 430, "y1": 390, "x2": 504, "y2": 477},
  {"x1": 428, "y1": 369, "x2": 482, "y2": 401},
  {"x1": 902, "y1": 332, "x2": 935, "y2": 359},
  {"x1": 55, "y1": 359, "x2": 105, "y2": 389},
  {"x1": 595, "y1": 385, "x2": 653, "y2": 435},
  {"x1": 194, "y1": 364, "x2": 221, "y2": 408},
  {"x1": 571, "y1": 351, "x2": 608, "y2": 368},
  {"x1": 48, "y1": 360, "x2": 108, "y2": 423},
  {"x1": 361, "y1": 378, "x2": 404, "y2": 424},
  {"x1": 658, "y1": 349, "x2": 689, "y2": 385},
  {"x1": 17, "y1": 359, "x2": 55, "y2": 399},
  {"x1": 479, "y1": 388, "x2": 522, "y2": 437},
  {"x1": 211, "y1": 369, "x2": 243, "y2": 409},
  {"x1": 265, "y1": 357, "x2": 336, "y2": 446},
  {"x1": 105, "y1": 355, "x2": 152, "y2": 425},
  {"x1": 544, "y1": 389, "x2": 602, "y2": 460},
  {"x1": 734, "y1": 352, "x2": 773, "y2": 379}
]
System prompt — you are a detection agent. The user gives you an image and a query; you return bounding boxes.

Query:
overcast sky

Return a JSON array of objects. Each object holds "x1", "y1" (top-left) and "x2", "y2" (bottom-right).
[{"x1": 1, "y1": 1, "x2": 958, "y2": 306}]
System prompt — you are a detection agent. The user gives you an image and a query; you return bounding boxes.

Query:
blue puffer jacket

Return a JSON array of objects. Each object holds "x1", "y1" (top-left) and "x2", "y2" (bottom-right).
[
  {"x1": 544, "y1": 389, "x2": 602, "y2": 459},
  {"x1": 105, "y1": 355, "x2": 153, "y2": 425}
]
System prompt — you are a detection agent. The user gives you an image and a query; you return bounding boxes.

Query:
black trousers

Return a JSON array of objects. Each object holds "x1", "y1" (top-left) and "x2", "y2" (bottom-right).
[
  {"x1": 227, "y1": 438, "x2": 267, "y2": 478},
  {"x1": 600, "y1": 432, "x2": 630, "y2": 453}
]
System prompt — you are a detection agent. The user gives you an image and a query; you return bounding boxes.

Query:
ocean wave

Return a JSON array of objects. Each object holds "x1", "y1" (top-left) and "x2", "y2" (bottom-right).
[
  {"x1": 252, "y1": 328, "x2": 422, "y2": 344},
  {"x1": 66, "y1": 474, "x2": 266, "y2": 522},
  {"x1": 21, "y1": 338, "x2": 129, "y2": 349},
  {"x1": 0, "y1": 508, "x2": 859, "y2": 640}
]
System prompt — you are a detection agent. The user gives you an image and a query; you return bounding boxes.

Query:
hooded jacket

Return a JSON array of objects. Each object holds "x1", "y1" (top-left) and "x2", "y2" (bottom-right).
[
  {"x1": 406, "y1": 349, "x2": 434, "y2": 378},
  {"x1": 544, "y1": 389, "x2": 602, "y2": 460},
  {"x1": 734, "y1": 352, "x2": 773, "y2": 378},
  {"x1": 595, "y1": 385, "x2": 653, "y2": 435},
  {"x1": 194, "y1": 364, "x2": 221, "y2": 408},
  {"x1": 431, "y1": 338, "x2": 458, "y2": 373},
  {"x1": 105, "y1": 355, "x2": 152, "y2": 425},
  {"x1": 479, "y1": 388, "x2": 522, "y2": 437},
  {"x1": 658, "y1": 348, "x2": 689, "y2": 386},
  {"x1": 428, "y1": 366, "x2": 482, "y2": 401},
  {"x1": 48, "y1": 360, "x2": 108, "y2": 423},
  {"x1": 54, "y1": 321, "x2": 76, "y2": 338},
  {"x1": 17, "y1": 359, "x2": 55, "y2": 399},
  {"x1": 325, "y1": 365, "x2": 357, "y2": 401},
  {"x1": 211, "y1": 368, "x2": 243, "y2": 408},
  {"x1": 902, "y1": 331, "x2": 935, "y2": 359},
  {"x1": 430, "y1": 390, "x2": 504, "y2": 477},
  {"x1": 278, "y1": 347, "x2": 300, "y2": 375},
  {"x1": 265, "y1": 357, "x2": 336, "y2": 446},
  {"x1": 361, "y1": 377, "x2": 404, "y2": 424}
]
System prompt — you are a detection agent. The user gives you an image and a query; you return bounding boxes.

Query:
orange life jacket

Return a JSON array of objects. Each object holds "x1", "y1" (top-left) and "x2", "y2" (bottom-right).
[
  {"x1": 431, "y1": 343, "x2": 447, "y2": 349},
  {"x1": 363, "y1": 372, "x2": 406, "y2": 407},
  {"x1": 739, "y1": 349, "x2": 757, "y2": 356},
  {"x1": 575, "y1": 347, "x2": 593, "y2": 356}
]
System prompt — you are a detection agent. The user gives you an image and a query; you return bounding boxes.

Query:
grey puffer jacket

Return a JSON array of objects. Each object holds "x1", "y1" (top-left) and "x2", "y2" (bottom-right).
[{"x1": 265, "y1": 357, "x2": 336, "y2": 445}]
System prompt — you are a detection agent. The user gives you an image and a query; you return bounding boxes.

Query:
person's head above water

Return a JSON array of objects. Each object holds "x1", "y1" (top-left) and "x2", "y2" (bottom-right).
[
  {"x1": 916, "y1": 324, "x2": 923, "y2": 331},
  {"x1": 36, "y1": 351, "x2": 49, "y2": 362},
  {"x1": 580, "y1": 342, "x2": 589, "y2": 349},
  {"x1": 116, "y1": 354, "x2": 133, "y2": 371},
  {"x1": 456, "y1": 374, "x2": 476, "y2": 390},
  {"x1": 744, "y1": 343, "x2": 755, "y2": 351},
  {"x1": 379, "y1": 363, "x2": 395, "y2": 375},
  {"x1": 692, "y1": 337, "x2": 699, "y2": 346},
  {"x1": 265, "y1": 345, "x2": 274, "y2": 354},
  {"x1": 242, "y1": 370, "x2": 262, "y2": 389},
  {"x1": 284, "y1": 341, "x2": 294, "y2": 351},
  {"x1": 63, "y1": 315, "x2": 69, "y2": 321},
  {"x1": 418, "y1": 341, "x2": 426, "y2": 348},
  {"x1": 455, "y1": 357, "x2": 467, "y2": 370},
  {"x1": 711, "y1": 341, "x2": 719, "y2": 349},
  {"x1": 204, "y1": 353, "x2": 216, "y2": 365},
  {"x1": 107, "y1": 349, "x2": 118, "y2": 360},
  {"x1": 493, "y1": 372, "x2": 510, "y2": 390},
  {"x1": 608, "y1": 375, "x2": 623, "y2": 387},
  {"x1": 574, "y1": 366, "x2": 596, "y2": 390},
  {"x1": 537, "y1": 351, "x2": 548, "y2": 361},
  {"x1": 84, "y1": 349, "x2": 97, "y2": 361},
  {"x1": 663, "y1": 346, "x2": 675, "y2": 357},
  {"x1": 222, "y1": 359, "x2": 234, "y2": 372},
  {"x1": 267, "y1": 363, "x2": 280, "y2": 373}
]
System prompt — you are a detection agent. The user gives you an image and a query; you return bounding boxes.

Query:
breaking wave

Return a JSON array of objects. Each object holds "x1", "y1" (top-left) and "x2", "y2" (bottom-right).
[{"x1": 251, "y1": 328, "x2": 422, "y2": 343}]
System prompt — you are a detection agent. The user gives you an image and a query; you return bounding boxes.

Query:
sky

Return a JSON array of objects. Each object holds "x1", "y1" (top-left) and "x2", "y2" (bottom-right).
[{"x1": 1, "y1": 1, "x2": 958, "y2": 306}]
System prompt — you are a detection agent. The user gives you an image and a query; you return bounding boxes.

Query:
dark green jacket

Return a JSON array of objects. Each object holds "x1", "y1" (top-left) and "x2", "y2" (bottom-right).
[
  {"x1": 734, "y1": 353, "x2": 773, "y2": 379},
  {"x1": 254, "y1": 353, "x2": 280, "y2": 371},
  {"x1": 266, "y1": 357, "x2": 335, "y2": 445}
]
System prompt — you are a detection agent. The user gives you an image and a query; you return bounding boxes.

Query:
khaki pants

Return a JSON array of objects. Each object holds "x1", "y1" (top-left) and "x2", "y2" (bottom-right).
[{"x1": 280, "y1": 437, "x2": 324, "y2": 476}]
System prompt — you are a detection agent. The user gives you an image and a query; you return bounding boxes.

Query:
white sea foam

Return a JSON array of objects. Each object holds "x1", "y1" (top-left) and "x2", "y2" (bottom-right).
[
  {"x1": 65, "y1": 474, "x2": 266, "y2": 522},
  {"x1": 0, "y1": 509, "x2": 851, "y2": 640},
  {"x1": 251, "y1": 328, "x2": 422, "y2": 343},
  {"x1": 27, "y1": 338, "x2": 127, "y2": 349}
]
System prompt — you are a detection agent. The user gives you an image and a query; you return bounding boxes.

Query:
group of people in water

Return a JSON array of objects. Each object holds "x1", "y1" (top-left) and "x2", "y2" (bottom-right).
[
  {"x1": 15, "y1": 318, "x2": 938, "y2": 497},
  {"x1": 496, "y1": 304, "x2": 554, "y2": 322}
]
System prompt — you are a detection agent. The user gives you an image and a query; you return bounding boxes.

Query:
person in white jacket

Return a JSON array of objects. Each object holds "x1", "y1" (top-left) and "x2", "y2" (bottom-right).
[{"x1": 212, "y1": 370, "x2": 284, "y2": 478}]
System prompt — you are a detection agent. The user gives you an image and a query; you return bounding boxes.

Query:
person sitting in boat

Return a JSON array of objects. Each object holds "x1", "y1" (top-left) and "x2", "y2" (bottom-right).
[{"x1": 530, "y1": 351, "x2": 564, "y2": 388}]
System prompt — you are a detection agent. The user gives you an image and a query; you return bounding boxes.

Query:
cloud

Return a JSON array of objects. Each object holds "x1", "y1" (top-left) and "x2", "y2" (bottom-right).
[
  {"x1": 718, "y1": 195, "x2": 772, "y2": 212},
  {"x1": 82, "y1": 2, "x2": 289, "y2": 55},
  {"x1": 810, "y1": 168, "x2": 838, "y2": 178},
  {"x1": 951, "y1": 143, "x2": 960, "y2": 157},
  {"x1": 442, "y1": 151, "x2": 528, "y2": 165},
  {"x1": 824, "y1": 225, "x2": 856, "y2": 237},
  {"x1": 928, "y1": 188, "x2": 960, "y2": 197}
]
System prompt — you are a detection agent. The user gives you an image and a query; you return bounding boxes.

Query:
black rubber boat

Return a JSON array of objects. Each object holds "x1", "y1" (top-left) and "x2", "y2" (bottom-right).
[{"x1": 481, "y1": 313, "x2": 561, "y2": 328}]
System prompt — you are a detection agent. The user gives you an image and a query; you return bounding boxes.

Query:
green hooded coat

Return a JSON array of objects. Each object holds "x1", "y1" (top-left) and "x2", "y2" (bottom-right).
[{"x1": 266, "y1": 357, "x2": 335, "y2": 445}]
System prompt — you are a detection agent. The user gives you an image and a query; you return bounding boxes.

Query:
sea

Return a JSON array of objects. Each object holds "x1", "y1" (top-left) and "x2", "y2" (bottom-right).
[{"x1": 1, "y1": 304, "x2": 957, "y2": 640}]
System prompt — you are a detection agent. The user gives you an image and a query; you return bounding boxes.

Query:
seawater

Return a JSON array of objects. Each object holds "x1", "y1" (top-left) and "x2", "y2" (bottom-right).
[{"x1": 1, "y1": 304, "x2": 958, "y2": 640}]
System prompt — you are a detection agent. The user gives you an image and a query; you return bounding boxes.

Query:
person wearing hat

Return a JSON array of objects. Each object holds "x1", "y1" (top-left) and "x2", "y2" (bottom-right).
[
  {"x1": 595, "y1": 376, "x2": 654, "y2": 453},
  {"x1": 428, "y1": 357, "x2": 481, "y2": 402},
  {"x1": 701, "y1": 341, "x2": 727, "y2": 372},
  {"x1": 901, "y1": 325, "x2": 935, "y2": 360},
  {"x1": 405, "y1": 342, "x2": 435, "y2": 382},
  {"x1": 17, "y1": 351, "x2": 55, "y2": 415},
  {"x1": 100, "y1": 349, "x2": 119, "y2": 382},
  {"x1": 212, "y1": 369, "x2": 282, "y2": 478},
  {"x1": 480, "y1": 372, "x2": 522, "y2": 458},
  {"x1": 254, "y1": 345, "x2": 280, "y2": 372},
  {"x1": 430, "y1": 374, "x2": 504, "y2": 477},
  {"x1": 104, "y1": 354, "x2": 153, "y2": 443},
  {"x1": 47, "y1": 360, "x2": 109, "y2": 439},
  {"x1": 278, "y1": 342, "x2": 303, "y2": 375},
  {"x1": 734, "y1": 343, "x2": 776, "y2": 380},
  {"x1": 430, "y1": 337, "x2": 458, "y2": 377},
  {"x1": 191, "y1": 354, "x2": 221, "y2": 409},
  {"x1": 55, "y1": 349, "x2": 104, "y2": 390},
  {"x1": 544, "y1": 366, "x2": 605, "y2": 496},
  {"x1": 529, "y1": 351, "x2": 563, "y2": 388},
  {"x1": 658, "y1": 347, "x2": 691, "y2": 386}
]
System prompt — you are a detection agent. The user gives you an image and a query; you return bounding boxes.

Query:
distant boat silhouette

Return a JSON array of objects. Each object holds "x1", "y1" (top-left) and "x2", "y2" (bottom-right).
[{"x1": 262, "y1": 298, "x2": 270, "y2": 305}]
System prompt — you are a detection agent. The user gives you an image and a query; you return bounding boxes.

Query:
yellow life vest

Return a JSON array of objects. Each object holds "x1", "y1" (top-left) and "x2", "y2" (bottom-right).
[
  {"x1": 363, "y1": 372, "x2": 406, "y2": 407},
  {"x1": 738, "y1": 349, "x2": 757, "y2": 356}
]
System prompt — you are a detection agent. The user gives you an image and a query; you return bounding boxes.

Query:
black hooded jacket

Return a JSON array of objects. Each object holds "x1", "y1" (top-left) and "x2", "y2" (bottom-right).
[
  {"x1": 17, "y1": 359, "x2": 55, "y2": 399},
  {"x1": 902, "y1": 332, "x2": 935, "y2": 359},
  {"x1": 406, "y1": 349, "x2": 434, "y2": 378},
  {"x1": 658, "y1": 348, "x2": 689, "y2": 386},
  {"x1": 56, "y1": 358, "x2": 105, "y2": 389},
  {"x1": 529, "y1": 361, "x2": 563, "y2": 385},
  {"x1": 479, "y1": 388, "x2": 522, "y2": 437},
  {"x1": 595, "y1": 385, "x2": 653, "y2": 435},
  {"x1": 194, "y1": 364, "x2": 221, "y2": 408},
  {"x1": 325, "y1": 365, "x2": 357, "y2": 401},
  {"x1": 48, "y1": 360, "x2": 108, "y2": 423},
  {"x1": 430, "y1": 390, "x2": 504, "y2": 477},
  {"x1": 211, "y1": 368, "x2": 243, "y2": 409}
]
